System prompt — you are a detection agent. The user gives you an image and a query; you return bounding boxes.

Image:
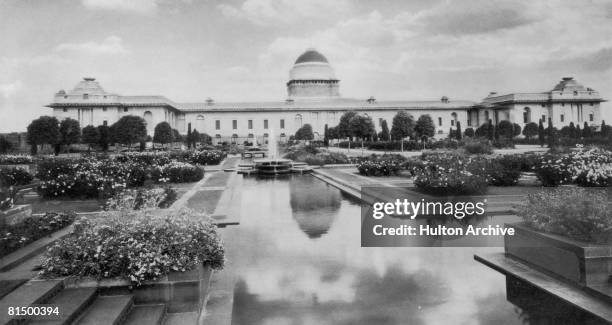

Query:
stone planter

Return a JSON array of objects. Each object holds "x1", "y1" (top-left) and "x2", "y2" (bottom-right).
[
  {"x1": 505, "y1": 223, "x2": 612, "y2": 287},
  {"x1": 63, "y1": 264, "x2": 213, "y2": 313},
  {"x1": 0, "y1": 204, "x2": 32, "y2": 227}
]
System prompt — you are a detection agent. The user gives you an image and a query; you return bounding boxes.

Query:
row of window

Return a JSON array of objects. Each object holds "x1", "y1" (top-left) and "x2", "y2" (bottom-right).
[{"x1": 210, "y1": 119, "x2": 285, "y2": 130}]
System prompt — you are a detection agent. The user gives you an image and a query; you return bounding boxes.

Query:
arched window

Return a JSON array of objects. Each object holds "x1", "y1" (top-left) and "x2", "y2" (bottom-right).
[
  {"x1": 589, "y1": 112, "x2": 594, "y2": 122},
  {"x1": 523, "y1": 107, "x2": 531, "y2": 124},
  {"x1": 143, "y1": 111, "x2": 153, "y2": 125},
  {"x1": 451, "y1": 112, "x2": 457, "y2": 126},
  {"x1": 196, "y1": 114, "x2": 205, "y2": 132},
  {"x1": 295, "y1": 114, "x2": 303, "y2": 128}
]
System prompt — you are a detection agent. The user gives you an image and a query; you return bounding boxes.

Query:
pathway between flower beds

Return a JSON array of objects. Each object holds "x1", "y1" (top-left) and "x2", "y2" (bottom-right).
[{"x1": 313, "y1": 167, "x2": 543, "y2": 215}]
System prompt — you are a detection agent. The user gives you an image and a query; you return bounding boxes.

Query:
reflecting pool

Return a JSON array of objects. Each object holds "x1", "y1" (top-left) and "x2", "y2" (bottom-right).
[{"x1": 231, "y1": 175, "x2": 605, "y2": 325}]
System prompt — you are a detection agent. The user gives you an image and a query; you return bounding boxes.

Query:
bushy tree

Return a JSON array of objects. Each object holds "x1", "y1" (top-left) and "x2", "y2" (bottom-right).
[
  {"x1": 523, "y1": 122, "x2": 538, "y2": 139},
  {"x1": 59, "y1": 118, "x2": 81, "y2": 152},
  {"x1": 27, "y1": 116, "x2": 60, "y2": 154},
  {"x1": 496, "y1": 121, "x2": 514, "y2": 139},
  {"x1": 414, "y1": 115, "x2": 435, "y2": 140},
  {"x1": 512, "y1": 123, "x2": 521, "y2": 138},
  {"x1": 583, "y1": 122, "x2": 592, "y2": 138},
  {"x1": 323, "y1": 124, "x2": 329, "y2": 147},
  {"x1": 81, "y1": 125, "x2": 99, "y2": 151},
  {"x1": 575, "y1": 124, "x2": 582, "y2": 139},
  {"x1": 538, "y1": 119, "x2": 545, "y2": 146},
  {"x1": 111, "y1": 115, "x2": 147, "y2": 148},
  {"x1": 0, "y1": 136, "x2": 12, "y2": 154},
  {"x1": 349, "y1": 115, "x2": 376, "y2": 140},
  {"x1": 337, "y1": 111, "x2": 357, "y2": 139},
  {"x1": 380, "y1": 119, "x2": 391, "y2": 141},
  {"x1": 327, "y1": 126, "x2": 338, "y2": 140},
  {"x1": 295, "y1": 124, "x2": 314, "y2": 141},
  {"x1": 97, "y1": 125, "x2": 111, "y2": 152},
  {"x1": 153, "y1": 121, "x2": 173, "y2": 148},
  {"x1": 172, "y1": 129, "x2": 182, "y2": 144},
  {"x1": 464, "y1": 127, "x2": 475, "y2": 137},
  {"x1": 601, "y1": 120, "x2": 609, "y2": 137},
  {"x1": 390, "y1": 111, "x2": 415, "y2": 140},
  {"x1": 547, "y1": 117, "x2": 555, "y2": 148},
  {"x1": 568, "y1": 122, "x2": 577, "y2": 138},
  {"x1": 487, "y1": 119, "x2": 495, "y2": 141}
]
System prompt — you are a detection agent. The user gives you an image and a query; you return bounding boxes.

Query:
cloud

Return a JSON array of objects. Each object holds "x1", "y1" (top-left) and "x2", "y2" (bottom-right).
[
  {"x1": 0, "y1": 80, "x2": 23, "y2": 99},
  {"x1": 218, "y1": 0, "x2": 353, "y2": 25},
  {"x1": 411, "y1": 0, "x2": 537, "y2": 35},
  {"x1": 81, "y1": 0, "x2": 158, "y2": 14},
  {"x1": 55, "y1": 36, "x2": 129, "y2": 55}
]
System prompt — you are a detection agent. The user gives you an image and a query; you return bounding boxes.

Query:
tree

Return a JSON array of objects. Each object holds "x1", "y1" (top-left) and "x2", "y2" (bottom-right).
[
  {"x1": 575, "y1": 125, "x2": 582, "y2": 139},
  {"x1": 512, "y1": 123, "x2": 521, "y2": 138},
  {"x1": 414, "y1": 114, "x2": 435, "y2": 141},
  {"x1": 187, "y1": 123, "x2": 193, "y2": 149},
  {"x1": 323, "y1": 124, "x2": 329, "y2": 147},
  {"x1": 327, "y1": 126, "x2": 338, "y2": 140},
  {"x1": 475, "y1": 123, "x2": 488, "y2": 138},
  {"x1": 568, "y1": 122, "x2": 576, "y2": 138},
  {"x1": 59, "y1": 118, "x2": 81, "y2": 152},
  {"x1": 455, "y1": 121, "x2": 462, "y2": 140},
  {"x1": 496, "y1": 121, "x2": 514, "y2": 138},
  {"x1": 547, "y1": 117, "x2": 555, "y2": 148},
  {"x1": 81, "y1": 125, "x2": 99, "y2": 151},
  {"x1": 538, "y1": 119, "x2": 545, "y2": 146},
  {"x1": 380, "y1": 120, "x2": 391, "y2": 141},
  {"x1": 349, "y1": 115, "x2": 376, "y2": 141},
  {"x1": 190, "y1": 129, "x2": 201, "y2": 147},
  {"x1": 523, "y1": 122, "x2": 538, "y2": 140},
  {"x1": 97, "y1": 125, "x2": 110, "y2": 152},
  {"x1": 583, "y1": 122, "x2": 592, "y2": 138},
  {"x1": 172, "y1": 129, "x2": 182, "y2": 145},
  {"x1": 110, "y1": 115, "x2": 147, "y2": 148},
  {"x1": 153, "y1": 121, "x2": 173, "y2": 148},
  {"x1": 27, "y1": 116, "x2": 60, "y2": 155},
  {"x1": 0, "y1": 136, "x2": 12, "y2": 154},
  {"x1": 295, "y1": 124, "x2": 314, "y2": 141},
  {"x1": 602, "y1": 120, "x2": 608, "y2": 137},
  {"x1": 464, "y1": 127, "x2": 475, "y2": 138},
  {"x1": 337, "y1": 111, "x2": 357, "y2": 139},
  {"x1": 487, "y1": 119, "x2": 495, "y2": 141},
  {"x1": 390, "y1": 111, "x2": 415, "y2": 140}
]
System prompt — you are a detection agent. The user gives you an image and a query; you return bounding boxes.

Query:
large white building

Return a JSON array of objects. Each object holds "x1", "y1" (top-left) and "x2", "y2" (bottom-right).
[{"x1": 48, "y1": 49, "x2": 605, "y2": 143}]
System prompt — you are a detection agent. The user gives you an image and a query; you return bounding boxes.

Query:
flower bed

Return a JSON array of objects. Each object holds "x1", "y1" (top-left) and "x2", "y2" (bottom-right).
[
  {"x1": 0, "y1": 212, "x2": 76, "y2": 257},
  {"x1": 105, "y1": 187, "x2": 178, "y2": 210},
  {"x1": 152, "y1": 161, "x2": 203, "y2": 183},
  {"x1": 486, "y1": 155, "x2": 522, "y2": 186},
  {"x1": 40, "y1": 209, "x2": 225, "y2": 285},
  {"x1": 172, "y1": 150, "x2": 227, "y2": 165},
  {"x1": 516, "y1": 188, "x2": 611, "y2": 244},
  {"x1": 0, "y1": 155, "x2": 33, "y2": 165},
  {"x1": 0, "y1": 167, "x2": 34, "y2": 186},
  {"x1": 357, "y1": 156, "x2": 405, "y2": 176},
  {"x1": 284, "y1": 146, "x2": 350, "y2": 166},
  {"x1": 413, "y1": 153, "x2": 488, "y2": 195},
  {"x1": 534, "y1": 149, "x2": 612, "y2": 187}
]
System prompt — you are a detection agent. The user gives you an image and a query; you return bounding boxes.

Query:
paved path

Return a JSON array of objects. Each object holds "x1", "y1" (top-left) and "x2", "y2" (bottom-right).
[{"x1": 325, "y1": 144, "x2": 548, "y2": 157}]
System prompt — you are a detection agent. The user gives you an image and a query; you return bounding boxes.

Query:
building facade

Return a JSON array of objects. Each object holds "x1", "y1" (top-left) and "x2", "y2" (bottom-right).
[{"x1": 47, "y1": 49, "x2": 605, "y2": 144}]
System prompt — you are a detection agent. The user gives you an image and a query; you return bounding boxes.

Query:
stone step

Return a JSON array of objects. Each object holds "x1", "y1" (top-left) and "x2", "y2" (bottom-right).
[
  {"x1": 122, "y1": 305, "x2": 166, "y2": 325},
  {"x1": 163, "y1": 312, "x2": 198, "y2": 325},
  {"x1": 73, "y1": 295, "x2": 133, "y2": 325},
  {"x1": 0, "y1": 280, "x2": 63, "y2": 325},
  {"x1": 27, "y1": 288, "x2": 97, "y2": 325}
]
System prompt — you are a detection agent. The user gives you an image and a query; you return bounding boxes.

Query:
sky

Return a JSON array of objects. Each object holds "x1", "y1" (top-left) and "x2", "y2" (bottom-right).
[{"x1": 1, "y1": 0, "x2": 611, "y2": 132}]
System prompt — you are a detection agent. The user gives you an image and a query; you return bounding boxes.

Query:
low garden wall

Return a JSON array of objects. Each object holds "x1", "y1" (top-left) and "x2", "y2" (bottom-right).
[{"x1": 0, "y1": 204, "x2": 31, "y2": 226}]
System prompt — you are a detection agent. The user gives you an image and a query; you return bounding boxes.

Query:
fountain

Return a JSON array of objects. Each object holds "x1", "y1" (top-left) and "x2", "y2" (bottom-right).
[{"x1": 253, "y1": 128, "x2": 292, "y2": 174}]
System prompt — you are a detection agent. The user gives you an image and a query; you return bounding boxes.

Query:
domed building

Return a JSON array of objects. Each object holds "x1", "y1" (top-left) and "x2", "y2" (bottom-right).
[{"x1": 47, "y1": 49, "x2": 605, "y2": 143}]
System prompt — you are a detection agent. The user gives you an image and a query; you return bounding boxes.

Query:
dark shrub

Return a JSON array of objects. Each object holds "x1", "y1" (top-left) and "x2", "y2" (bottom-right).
[{"x1": 0, "y1": 167, "x2": 33, "y2": 186}]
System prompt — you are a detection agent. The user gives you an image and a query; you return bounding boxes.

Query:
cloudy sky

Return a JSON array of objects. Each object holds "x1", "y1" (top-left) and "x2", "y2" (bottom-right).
[{"x1": 1, "y1": 0, "x2": 611, "y2": 131}]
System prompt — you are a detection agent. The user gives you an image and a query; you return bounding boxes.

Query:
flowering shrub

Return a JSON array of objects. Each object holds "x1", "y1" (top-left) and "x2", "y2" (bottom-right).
[
  {"x1": 174, "y1": 150, "x2": 227, "y2": 165},
  {"x1": 357, "y1": 159, "x2": 404, "y2": 176},
  {"x1": 105, "y1": 187, "x2": 178, "y2": 210},
  {"x1": 39, "y1": 209, "x2": 225, "y2": 285},
  {"x1": 116, "y1": 151, "x2": 172, "y2": 166},
  {"x1": 0, "y1": 167, "x2": 33, "y2": 186},
  {"x1": 534, "y1": 149, "x2": 612, "y2": 187},
  {"x1": 36, "y1": 158, "x2": 147, "y2": 199},
  {"x1": 0, "y1": 155, "x2": 33, "y2": 165},
  {"x1": 517, "y1": 188, "x2": 612, "y2": 244},
  {"x1": 0, "y1": 212, "x2": 76, "y2": 257},
  {"x1": 463, "y1": 140, "x2": 493, "y2": 155},
  {"x1": 413, "y1": 153, "x2": 488, "y2": 195},
  {"x1": 486, "y1": 156, "x2": 522, "y2": 186},
  {"x1": 284, "y1": 146, "x2": 350, "y2": 166},
  {"x1": 151, "y1": 161, "x2": 204, "y2": 183}
]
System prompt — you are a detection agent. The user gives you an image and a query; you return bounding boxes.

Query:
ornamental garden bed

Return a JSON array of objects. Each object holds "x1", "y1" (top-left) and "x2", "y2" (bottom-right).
[{"x1": 505, "y1": 223, "x2": 612, "y2": 287}]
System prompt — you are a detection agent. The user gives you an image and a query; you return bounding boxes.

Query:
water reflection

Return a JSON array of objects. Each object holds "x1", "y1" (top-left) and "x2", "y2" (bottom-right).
[
  {"x1": 289, "y1": 175, "x2": 341, "y2": 239},
  {"x1": 232, "y1": 175, "x2": 600, "y2": 325}
]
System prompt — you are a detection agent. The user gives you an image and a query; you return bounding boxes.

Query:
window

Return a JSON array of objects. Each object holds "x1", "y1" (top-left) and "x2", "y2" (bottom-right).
[
  {"x1": 215, "y1": 120, "x2": 220, "y2": 130},
  {"x1": 438, "y1": 117, "x2": 442, "y2": 126},
  {"x1": 590, "y1": 102, "x2": 594, "y2": 106},
  {"x1": 103, "y1": 120, "x2": 108, "y2": 126},
  {"x1": 523, "y1": 107, "x2": 531, "y2": 124},
  {"x1": 295, "y1": 114, "x2": 303, "y2": 128},
  {"x1": 248, "y1": 120, "x2": 253, "y2": 129},
  {"x1": 264, "y1": 119, "x2": 268, "y2": 129},
  {"x1": 264, "y1": 133, "x2": 269, "y2": 137},
  {"x1": 102, "y1": 107, "x2": 107, "y2": 112},
  {"x1": 542, "y1": 115, "x2": 546, "y2": 122},
  {"x1": 232, "y1": 120, "x2": 237, "y2": 129},
  {"x1": 560, "y1": 114, "x2": 565, "y2": 122},
  {"x1": 451, "y1": 120, "x2": 455, "y2": 126},
  {"x1": 589, "y1": 113, "x2": 594, "y2": 122},
  {"x1": 83, "y1": 94, "x2": 89, "y2": 100},
  {"x1": 248, "y1": 133, "x2": 254, "y2": 138},
  {"x1": 123, "y1": 107, "x2": 129, "y2": 112},
  {"x1": 62, "y1": 108, "x2": 67, "y2": 112},
  {"x1": 280, "y1": 119, "x2": 285, "y2": 129},
  {"x1": 574, "y1": 91, "x2": 578, "y2": 96}
]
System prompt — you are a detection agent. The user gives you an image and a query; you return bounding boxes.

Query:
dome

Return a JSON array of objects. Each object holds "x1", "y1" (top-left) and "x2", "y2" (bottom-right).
[
  {"x1": 68, "y1": 77, "x2": 107, "y2": 95},
  {"x1": 552, "y1": 77, "x2": 586, "y2": 92},
  {"x1": 289, "y1": 49, "x2": 336, "y2": 80},
  {"x1": 295, "y1": 49, "x2": 329, "y2": 64}
]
